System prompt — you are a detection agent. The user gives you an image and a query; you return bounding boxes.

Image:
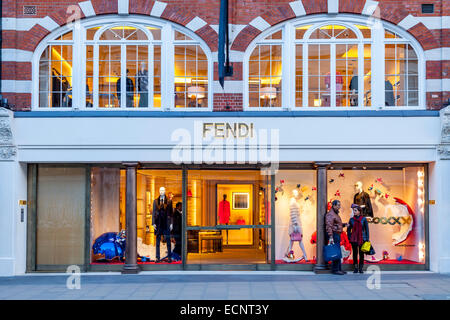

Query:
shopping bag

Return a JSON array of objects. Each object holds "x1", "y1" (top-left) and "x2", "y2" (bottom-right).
[
  {"x1": 323, "y1": 243, "x2": 342, "y2": 262},
  {"x1": 361, "y1": 241, "x2": 371, "y2": 253},
  {"x1": 366, "y1": 245, "x2": 376, "y2": 256}
]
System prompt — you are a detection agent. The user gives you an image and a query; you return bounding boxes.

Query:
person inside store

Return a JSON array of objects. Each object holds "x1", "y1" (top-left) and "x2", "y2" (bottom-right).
[
  {"x1": 171, "y1": 202, "x2": 183, "y2": 261},
  {"x1": 325, "y1": 200, "x2": 348, "y2": 275},
  {"x1": 347, "y1": 204, "x2": 370, "y2": 273}
]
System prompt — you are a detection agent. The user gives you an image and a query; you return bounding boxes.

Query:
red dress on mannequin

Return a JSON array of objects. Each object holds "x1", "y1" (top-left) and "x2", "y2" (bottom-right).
[{"x1": 218, "y1": 200, "x2": 231, "y2": 224}]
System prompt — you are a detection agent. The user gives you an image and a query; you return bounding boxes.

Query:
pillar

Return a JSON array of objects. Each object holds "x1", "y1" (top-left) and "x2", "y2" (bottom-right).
[
  {"x1": 122, "y1": 162, "x2": 140, "y2": 274},
  {"x1": 314, "y1": 162, "x2": 331, "y2": 274}
]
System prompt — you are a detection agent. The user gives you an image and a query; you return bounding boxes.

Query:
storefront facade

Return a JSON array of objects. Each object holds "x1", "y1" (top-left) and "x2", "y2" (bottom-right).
[{"x1": 1, "y1": 0, "x2": 449, "y2": 275}]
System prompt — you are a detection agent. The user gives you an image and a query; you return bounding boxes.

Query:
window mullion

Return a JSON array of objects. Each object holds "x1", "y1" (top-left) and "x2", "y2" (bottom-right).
[
  {"x1": 149, "y1": 43, "x2": 154, "y2": 108},
  {"x1": 331, "y1": 43, "x2": 336, "y2": 107},
  {"x1": 358, "y1": 42, "x2": 364, "y2": 108},
  {"x1": 303, "y1": 43, "x2": 308, "y2": 107},
  {"x1": 93, "y1": 44, "x2": 99, "y2": 108},
  {"x1": 372, "y1": 24, "x2": 384, "y2": 108},
  {"x1": 121, "y1": 43, "x2": 126, "y2": 108}
]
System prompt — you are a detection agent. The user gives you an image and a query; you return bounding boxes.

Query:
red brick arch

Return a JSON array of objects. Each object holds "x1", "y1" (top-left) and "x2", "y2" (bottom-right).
[{"x1": 231, "y1": 0, "x2": 438, "y2": 53}]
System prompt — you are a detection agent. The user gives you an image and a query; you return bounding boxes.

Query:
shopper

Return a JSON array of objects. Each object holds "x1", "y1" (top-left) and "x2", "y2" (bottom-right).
[
  {"x1": 347, "y1": 204, "x2": 370, "y2": 273},
  {"x1": 325, "y1": 200, "x2": 347, "y2": 275},
  {"x1": 172, "y1": 202, "x2": 183, "y2": 260}
]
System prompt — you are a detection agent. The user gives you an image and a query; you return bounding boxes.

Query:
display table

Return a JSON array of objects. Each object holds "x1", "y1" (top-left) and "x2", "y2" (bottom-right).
[{"x1": 198, "y1": 231, "x2": 223, "y2": 253}]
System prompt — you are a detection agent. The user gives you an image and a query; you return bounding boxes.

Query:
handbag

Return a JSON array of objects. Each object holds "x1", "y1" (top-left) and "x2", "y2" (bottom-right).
[
  {"x1": 367, "y1": 245, "x2": 376, "y2": 256},
  {"x1": 361, "y1": 241, "x2": 371, "y2": 253},
  {"x1": 323, "y1": 243, "x2": 342, "y2": 262},
  {"x1": 290, "y1": 232, "x2": 303, "y2": 241}
]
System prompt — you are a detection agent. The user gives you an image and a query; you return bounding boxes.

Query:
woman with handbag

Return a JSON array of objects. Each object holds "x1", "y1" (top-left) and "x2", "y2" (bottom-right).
[{"x1": 347, "y1": 204, "x2": 370, "y2": 273}]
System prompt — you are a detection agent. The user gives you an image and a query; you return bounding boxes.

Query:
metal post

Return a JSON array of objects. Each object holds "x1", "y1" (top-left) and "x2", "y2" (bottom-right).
[
  {"x1": 122, "y1": 162, "x2": 140, "y2": 274},
  {"x1": 314, "y1": 162, "x2": 331, "y2": 273}
]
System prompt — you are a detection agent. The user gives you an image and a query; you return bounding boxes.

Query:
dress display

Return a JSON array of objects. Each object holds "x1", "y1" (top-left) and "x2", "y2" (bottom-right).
[
  {"x1": 153, "y1": 194, "x2": 173, "y2": 261},
  {"x1": 283, "y1": 191, "x2": 308, "y2": 263},
  {"x1": 218, "y1": 198, "x2": 231, "y2": 224}
]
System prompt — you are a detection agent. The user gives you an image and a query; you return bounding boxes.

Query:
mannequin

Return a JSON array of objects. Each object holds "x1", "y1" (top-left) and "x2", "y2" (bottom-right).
[
  {"x1": 283, "y1": 189, "x2": 308, "y2": 263},
  {"x1": 116, "y1": 69, "x2": 135, "y2": 107},
  {"x1": 218, "y1": 194, "x2": 231, "y2": 244},
  {"x1": 153, "y1": 187, "x2": 173, "y2": 262},
  {"x1": 353, "y1": 181, "x2": 374, "y2": 217},
  {"x1": 349, "y1": 68, "x2": 358, "y2": 106},
  {"x1": 137, "y1": 62, "x2": 149, "y2": 108}
]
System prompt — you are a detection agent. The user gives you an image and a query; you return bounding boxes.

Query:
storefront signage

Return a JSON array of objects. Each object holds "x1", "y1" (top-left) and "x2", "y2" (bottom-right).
[
  {"x1": 203, "y1": 122, "x2": 254, "y2": 139},
  {"x1": 19, "y1": 200, "x2": 27, "y2": 205},
  {"x1": 429, "y1": 200, "x2": 435, "y2": 205}
]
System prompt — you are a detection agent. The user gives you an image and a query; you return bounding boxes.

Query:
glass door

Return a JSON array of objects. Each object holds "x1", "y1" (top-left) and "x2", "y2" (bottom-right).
[{"x1": 186, "y1": 170, "x2": 272, "y2": 266}]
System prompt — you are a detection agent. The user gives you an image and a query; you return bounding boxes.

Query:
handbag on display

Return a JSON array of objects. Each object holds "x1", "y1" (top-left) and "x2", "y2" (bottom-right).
[
  {"x1": 361, "y1": 241, "x2": 371, "y2": 253},
  {"x1": 290, "y1": 232, "x2": 303, "y2": 241},
  {"x1": 367, "y1": 245, "x2": 376, "y2": 256},
  {"x1": 323, "y1": 243, "x2": 342, "y2": 262}
]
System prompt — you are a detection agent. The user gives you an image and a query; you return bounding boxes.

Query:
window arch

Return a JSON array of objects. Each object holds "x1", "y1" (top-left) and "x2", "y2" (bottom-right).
[
  {"x1": 244, "y1": 16, "x2": 424, "y2": 110},
  {"x1": 34, "y1": 16, "x2": 212, "y2": 110}
]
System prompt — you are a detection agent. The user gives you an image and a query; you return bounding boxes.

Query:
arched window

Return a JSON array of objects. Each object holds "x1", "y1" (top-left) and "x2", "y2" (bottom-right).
[
  {"x1": 245, "y1": 16, "x2": 424, "y2": 109},
  {"x1": 34, "y1": 16, "x2": 212, "y2": 110}
]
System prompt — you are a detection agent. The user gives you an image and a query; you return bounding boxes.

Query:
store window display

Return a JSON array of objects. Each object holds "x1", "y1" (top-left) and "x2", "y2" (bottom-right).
[
  {"x1": 90, "y1": 169, "x2": 182, "y2": 264},
  {"x1": 327, "y1": 166, "x2": 426, "y2": 265},
  {"x1": 275, "y1": 170, "x2": 316, "y2": 264}
]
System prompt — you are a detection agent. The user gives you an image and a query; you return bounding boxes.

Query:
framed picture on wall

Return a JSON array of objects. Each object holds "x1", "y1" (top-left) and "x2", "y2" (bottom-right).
[{"x1": 232, "y1": 192, "x2": 249, "y2": 210}]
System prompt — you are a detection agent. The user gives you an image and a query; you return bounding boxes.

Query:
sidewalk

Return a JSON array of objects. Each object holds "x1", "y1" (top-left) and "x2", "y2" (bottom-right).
[{"x1": 0, "y1": 271, "x2": 449, "y2": 300}]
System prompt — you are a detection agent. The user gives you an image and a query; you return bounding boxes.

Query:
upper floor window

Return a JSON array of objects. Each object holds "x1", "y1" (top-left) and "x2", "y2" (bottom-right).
[
  {"x1": 245, "y1": 17, "x2": 423, "y2": 109},
  {"x1": 35, "y1": 17, "x2": 211, "y2": 110}
]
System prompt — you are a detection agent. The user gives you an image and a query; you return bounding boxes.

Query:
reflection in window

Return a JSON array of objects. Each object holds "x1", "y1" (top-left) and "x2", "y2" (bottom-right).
[
  {"x1": 39, "y1": 33, "x2": 73, "y2": 108},
  {"x1": 249, "y1": 40, "x2": 282, "y2": 108}
]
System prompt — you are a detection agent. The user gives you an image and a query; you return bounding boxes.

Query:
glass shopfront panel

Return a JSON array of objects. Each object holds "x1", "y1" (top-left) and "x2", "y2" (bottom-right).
[
  {"x1": 327, "y1": 166, "x2": 426, "y2": 265},
  {"x1": 90, "y1": 168, "x2": 125, "y2": 264},
  {"x1": 36, "y1": 167, "x2": 86, "y2": 266},
  {"x1": 186, "y1": 170, "x2": 271, "y2": 265},
  {"x1": 275, "y1": 170, "x2": 317, "y2": 265}
]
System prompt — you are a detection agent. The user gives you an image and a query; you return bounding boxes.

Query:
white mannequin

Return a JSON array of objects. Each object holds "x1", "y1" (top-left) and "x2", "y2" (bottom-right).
[
  {"x1": 153, "y1": 187, "x2": 172, "y2": 231},
  {"x1": 283, "y1": 189, "x2": 308, "y2": 262}
]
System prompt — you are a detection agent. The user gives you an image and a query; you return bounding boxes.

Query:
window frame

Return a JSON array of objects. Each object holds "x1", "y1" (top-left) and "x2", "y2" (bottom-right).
[
  {"x1": 243, "y1": 14, "x2": 426, "y2": 111},
  {"x1": 32, "y1": 15, "x2": 213, "y2": 111}
]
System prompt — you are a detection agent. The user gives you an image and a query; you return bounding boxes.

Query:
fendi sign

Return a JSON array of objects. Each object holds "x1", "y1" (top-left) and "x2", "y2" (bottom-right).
[{"x1": 203, "y1": 123, "x2": 255, "y2": 139}]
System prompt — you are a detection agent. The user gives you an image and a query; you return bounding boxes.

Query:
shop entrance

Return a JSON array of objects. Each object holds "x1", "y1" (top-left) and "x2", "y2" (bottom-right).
[{"x1": 186, "y1": 170, "x2": 272, "y2": 267}]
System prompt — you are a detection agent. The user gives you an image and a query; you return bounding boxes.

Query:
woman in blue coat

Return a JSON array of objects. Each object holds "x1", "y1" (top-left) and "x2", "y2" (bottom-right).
[{"x1": 347, "y1": 204, "x2": 370, "y2": 273}]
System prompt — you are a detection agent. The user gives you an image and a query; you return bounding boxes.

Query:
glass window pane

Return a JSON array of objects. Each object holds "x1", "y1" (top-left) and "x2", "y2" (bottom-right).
[
  {"x1": 327, "y1": 167, "x2": 426, "y2": 265},
  {"x1": 36, "y1": 167, "x2": 86, "y2": 265},
  {"x1": 295, "y1": 25, "x2": 311, "y2": 39},
  {"x1": 275, "y1": 170, "x2": 316, "y2": 264}
]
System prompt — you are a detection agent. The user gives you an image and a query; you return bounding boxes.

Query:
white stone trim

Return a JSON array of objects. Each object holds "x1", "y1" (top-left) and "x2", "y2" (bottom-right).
[
  {"x1": 362, "y1": 0, "x2": 378, "y2": 16},
  {"x1": 186, "y1": 17, "x2": 207, "y2": 32},
  {"x1": 213, "y1": 81, "x2": 244, "y2": 94},
  {"x1": 1, "y1": 18, "x2": 39, "y2": 31},
  {"x1": 1, "y1": 49, "x2": 33, "y2": 62},
  {"x1": 328, "y1": 0, "x2": 339, "y2": 14},
  {"x1": 249, "y1": 16, "x2": 271, "y2": 32},
  {"x1": 398, "y1": 14, "x2": 420, "y2": 31},
  {"x1": 118, "y1": 0, "x2": 129, "y2": 15},
  {"x1": 426, "y1": 79, "x2": 450, "y2": 92},
  {"x1": 150, "y1": 1, "x2": 167, "y2": 18},
  {"x1": 425, "y1": 48, "x2": 450, "y2": 61},
  {"x1": 212, "y1": 50, "x2": 245, "y2": 63},
  {"x1": 417, "y1": 16, "x2": 450, "y2": 30},
  {"x1": 1, "y1": 80, "x2": 32, "y2": 93},
  {"x1": 38, "y1": 16, "x2": 60, "y2": 32},
  {"x1": 79, "y1": 1, "x2": 96, "y2": 17},
  {"x1": 289, "y1": 1, "x2": 306, "y2": 17}
]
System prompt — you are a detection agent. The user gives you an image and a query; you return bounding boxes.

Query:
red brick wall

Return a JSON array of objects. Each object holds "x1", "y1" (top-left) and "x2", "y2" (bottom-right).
[{"x1": 213, "y1": 93, "x2": 243, "y2": 111}]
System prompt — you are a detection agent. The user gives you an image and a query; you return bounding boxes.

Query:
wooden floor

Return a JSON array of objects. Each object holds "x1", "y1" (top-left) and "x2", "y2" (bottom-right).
[{"x1": 187, "y1": 248, "x2": 267, "y2": 264}]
